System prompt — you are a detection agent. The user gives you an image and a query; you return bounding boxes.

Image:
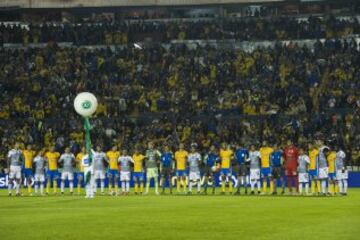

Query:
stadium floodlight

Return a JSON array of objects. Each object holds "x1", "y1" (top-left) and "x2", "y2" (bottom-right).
[{"x1": 74, "y1": 92, "x2": 98, "y2": 198}]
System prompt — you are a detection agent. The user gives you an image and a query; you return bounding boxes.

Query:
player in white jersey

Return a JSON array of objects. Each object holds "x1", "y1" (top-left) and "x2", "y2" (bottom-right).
[
  {"x1": 58, "y1": 147, "x2": 76, "y2": 194},
  {"x1": 33, "y1": 150, "x2": 47, "y2": 195},
  {"x1": 7, "y1": 143, "x2": 23, "y2": 196},
  {"x1": 82, "y1": 153, "x2": 95, "y2": 198},
  {"x1": 248, "y1": 144, "x2": 261, "y2": 195},
  {"x1": 93, "y1": 145, "x2": 109, "y2": 194},
  {"x1": 118, "y1": 149, "x2": 133, "y2": 195},
  {"x1": 335, "y1": 147, "x2": 348, "y2": 196},
  {"x1": 187, "y1": 144, "x2": 202, "y2": 194},
  {"x1": 317, "y1": 146, "x2": 330, "y2": 195},
  {"x1": 297, "y1": 147, "x2": 310, "y2": 195}
]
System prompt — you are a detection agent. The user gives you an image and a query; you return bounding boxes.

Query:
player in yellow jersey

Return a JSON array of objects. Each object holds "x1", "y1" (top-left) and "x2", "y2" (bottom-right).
[
  {"x1": 132, "y1": 147, "x2": 146, "y2": 194},
  {"x1": 327, "y1": 149, "x2": 337, "y2": 195},
  {"x1": 174, "y1": 143, "x2": 188, "y2": 193},
  {"x1": 75, "y1": 147, "x2": 86, "y2": 195},
  {"x1": 259, "y1": 141, "x2": 274, "y2": 194},
  {"x1": 23, "y1": 145, "x2": 36, "y2": 195},
  {"x1": 45, "y1": 146, "x2": 60, "y2": 194},
  {"x1": 219, "y1": 143, "x2": 234, "y2": 194},
  {"x1": 308, "y1": 143, "x2": 319, "y2": 194},
  {"x1": 106, "y1": 146, "x2": 120, "y2": 195}
]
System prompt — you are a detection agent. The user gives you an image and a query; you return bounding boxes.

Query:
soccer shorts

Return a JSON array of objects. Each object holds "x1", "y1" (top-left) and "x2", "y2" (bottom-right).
[
  {"x1": 94, "y1": 170, "x2": 105, "y2": 180},
  {"x1": 107, "y1": 169, "x2": 119, "y2": 178},
  {"x1": 261, "y1": 167, "x2": 271, "y2": 177},
  {"x1": 235, "y1": 164, "x2": 248, "y2": 176},
  {"x1": 133, "y1": 172, "x2": 144, "y2": 181},
  {"x1": 336, "y1": 170, "x2": 348, "y2": 180},
  {"x1": 34, "y1": 173, "x2": 45, "y2": 182},
  {"x1": 161, "y1": 167, "x2": 172, "y2": 178},
  {"x1": 250, "y1": 169, "x2": 261, "y2": 181},
  {"x1": 220, "y1": 168, "x2": 232, "y2": 176},
  {"x1": 23, "y1": 168, "x2": 33, "y2": 178},
  {"x1": 9, "y1": 166, "x2": 22, "y2": 179},
  {"x1": 61, "y1": 171, "x2": 74, "y2": 181},
  {"x1": 203, "y1": 166, "x2": 213, "y2": 176},
  {"x1": 328, "y1": 172, "x2": 336, "y2": 180},
  {"x1": 120, "y1": 171, "x2": 131, "y2": 181},
  {"x1": 318, "y1": 167, "x2": 328, "y2": 179},
  {"x1": 271, "y1": 166, "x2": 282, "y2": 178},
  {"x1": 189, "y1": 171, "x2": 201, "y2": 181},
  {"x1": 77, "y1": 172, "x2": 85, "y2": 179},
  {"x1": 298, "y1": 173, "x2": 309, "y2": 183},
  {"x1": 146, "y1": 168, "x2": 158, "y2": 178},
  {"x1": 309, "y1": 169, "x2": 317, "y2": 178},
  {"x1": 176, "y1": 170, "x2": 186, "y2": 177},
  {"x1": 47, "y1": 170, "x2": 59, "y2": 179}
]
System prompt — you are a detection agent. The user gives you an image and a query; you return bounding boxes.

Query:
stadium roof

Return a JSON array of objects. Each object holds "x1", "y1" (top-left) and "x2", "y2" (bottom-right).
[{"x1": 1, "y1": 0, "x2": 287, "y2": 9}]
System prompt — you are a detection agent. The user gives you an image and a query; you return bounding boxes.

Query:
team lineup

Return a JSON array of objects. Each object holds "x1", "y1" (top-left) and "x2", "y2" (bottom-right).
[{"x1": 6, "y1": 139, "x2": 349, "y2": 198}]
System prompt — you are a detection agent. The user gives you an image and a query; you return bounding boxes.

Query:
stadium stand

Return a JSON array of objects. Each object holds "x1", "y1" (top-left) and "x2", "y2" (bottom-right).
[{"x1": 1, "y1": 3, "x2": 360, "y2": 172}]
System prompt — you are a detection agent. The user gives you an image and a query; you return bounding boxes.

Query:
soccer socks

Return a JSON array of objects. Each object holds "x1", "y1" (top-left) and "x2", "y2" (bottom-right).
[
  {"x1": 343, "y1": 180, "x2": 348, "y2": 193},
  {"x1": 197, "y1": 181, "x2": 201, "y2": 192},
  {"x1": 299, "y1": 183, "x2": 303, "y2": 194},
  {"x1": 321, "y1": 180, "x2": 327, "y2": 194},
  {"x1": 8, "y1": 180, "x2": 12, "y2": 194},
  {"x1": 61, "y1": 181, "x2": 65, "y2": 193},
  {"x1": 328, "y1": 183, "x2": 334, "y2": 194},
  {"x1": 69, "y1": 181, "x2": 74, "y2": 193},
  {"x1": 126, "y1": 182, "x2": 130, "y2": 193},
  {"x1": 109, "y1": 184, "x2": 112, "y2": 193},
  {"x1": 305, "y1": 183, "x2": 309, "y2": 194},
  {"x1": 53, "y1": 180, "x2": 57, "y2": 193},
  {"x1": 229, "y1": 181, "x2": 233, "y2": 193},
  {"x1": 134, "y1": 184, "x2": 138, "y2": 193},
  {"x1": 122, "y1": 182, "x2": 126, "y2": 193},
  {"x1": 317, "y1": 180, "x2": 321, "y2": 193},
  {"x1": 311, "y1": 181, "x2": 316, "y2": 194},
  {"x1": 257, "y1": 181, "x2": 261, "y2": 192},
  {"x1": 250, "y1": 181, "x2": 255, "y2": 191},
  {"x1": 188, "y1": 181, "x2": 193, "y2": 192},
  {"x1": 40, "y1": 183, "x2": 44, "y2": 195},
  {"x1": 100, "y1": 180, "x2": 105, "y2": 193},
  {"x1": 140, "y1": 183, "x2": 144, "y2": 193},
  {"x1": 34, "y1": 182, "x2": 39, "y2": 194},
  {"x1": 16, "y1": 181, "x2": 20, "y2": 194},
  {"x1": 262, "y1": 180, "x2": 267, "y2": 193},
  {"x1": 28, "y1": 181, "x2": 32, "y2": 194},
  {"x1": 46, "y1": 180, "x2": 50, "y2": 193},
  {"x1": 77, "y1": 183, "x2": 81, "y2": 194},
  {"x1": 154, "y1": 179, "x2": 159, "y2": 194},
  {"x1": 221, "y1": 180, "x2": 226, "y2": 193},
  {"x1": 334, "y1": 184, "x2": 339, "y2": 194},
  {"x1": 145, "y1": 179, "x2": 151, "y2": 193},
  {"x1": 177, "y1": 179, "x2": 180, "y2": 192},
  {"x1": 270, "y1": 181, "x2": 274, "y2": 194}
]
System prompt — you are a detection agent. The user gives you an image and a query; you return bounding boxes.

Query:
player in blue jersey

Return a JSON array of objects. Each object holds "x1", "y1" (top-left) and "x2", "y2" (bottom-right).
[
  {"x1": 160, "y1": 145, "x2": 174, "y2": 194},
  {"x1": 270, "y1": 143, "x2": 285, "y2": 195},
  {"x1": 203, "y1": 145, "x2": 219, "y2": 194},
  {"x1": 234, "y1": 144, "x2": 249, "y2": 195}
]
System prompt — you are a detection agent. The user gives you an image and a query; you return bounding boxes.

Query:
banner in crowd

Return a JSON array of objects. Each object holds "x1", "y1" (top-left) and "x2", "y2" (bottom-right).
[{"x1": 0, "y1": 172, "x2": 359, "y2": 188}]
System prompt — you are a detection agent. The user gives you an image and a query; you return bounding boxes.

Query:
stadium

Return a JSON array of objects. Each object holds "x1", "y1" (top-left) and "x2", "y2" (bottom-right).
[{"x1": 1, "y1": 0, "x2": 360, "y2": 239}]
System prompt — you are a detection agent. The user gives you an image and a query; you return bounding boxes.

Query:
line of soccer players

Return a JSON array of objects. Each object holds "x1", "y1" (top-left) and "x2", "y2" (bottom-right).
[{"x1": 6, "y1": 139, "x2": 349, "y2": 196}]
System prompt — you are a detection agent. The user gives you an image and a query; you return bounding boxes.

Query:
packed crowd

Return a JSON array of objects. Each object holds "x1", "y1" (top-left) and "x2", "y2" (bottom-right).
[
  {"x1": 0, "y1": 15, "x2": 359, "y2": 45},
  {"x1": 1, "y1": 36, "x2": 360, "y2": 171}
]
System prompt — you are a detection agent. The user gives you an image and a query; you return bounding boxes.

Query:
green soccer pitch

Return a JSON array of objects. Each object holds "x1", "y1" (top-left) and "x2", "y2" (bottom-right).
[{"x1": 1, "y1": 189, "x2": 360, "y2": 240}]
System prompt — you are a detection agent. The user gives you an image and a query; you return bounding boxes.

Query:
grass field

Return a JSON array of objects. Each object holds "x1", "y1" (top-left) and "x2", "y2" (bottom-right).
[{"x1": 1, "y1": 189, "x2": 360, "y2": 240}]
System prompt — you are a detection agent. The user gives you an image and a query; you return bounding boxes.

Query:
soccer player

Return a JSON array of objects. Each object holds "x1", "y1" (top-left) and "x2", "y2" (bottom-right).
[
  {"x1": 106, "y1": 146, "x2": 120, "y2": 195},
  {"x1": 7, "y1": 143, "x2": 23, "y2": 196},
  {"x1": 160, "y1": 145, "x2": 174, "y2": 194},
  {"x1": 259, "y1": 141, "x2": 274, "y2": 194},
  {"x1": 308, "y1": 143, "x2": 319, "y2": 195},
  {"x1": 76, "y1": 147, "x2": 86, "y2": 195},
  {"x1": 132, "y1": 147, "x2": 146, "y2": 195},
  {"x1": 317, "y1": 146, "x2": 330, "y2": 196},
  {"x1": 270, "y1": 143, "x2": 285, "y2": 195},
  {"x1": 33, "y1": 150, "x2": 47, "y2": 196},
  {"x1": 234, "y1": 144, "x2": 249, "y2": 195},
  {"x1": 248, "y1": 144, "x2": 261, "y2": 195},
  {"x1": 144, "y1": 142, "x2": 161, "y2": 195},
  {"x1": 82, "y1": 153, "x2": 94, "y2": 199},
  {"x1": 118, "y1": 149, "x2": 133, "y2": 195},
  {"x1": 335, "y1": 147, "x2": 348, "y2": 196},
  {"x1": 297, "y1": 147, "x2": 310, "y2": 195},
  {"x1": 327, "y1": 148, "x2": 337, "y2": 195},
  {"x1": 23, "y1": 144, "x2": 36, "y2": 195},
  {"x1": 219, "y1": 143, "x2": 234, "y2": 194},
  {"x1": 187, "y1": 144, "x2": 202, "y2": 194},
  {"x1": 45, "y1": 146, "x2": 60, "y2": 194},
  {"x1": 203, "y1": 145, "x2": 219, "y2": 195},
  {"x1": 93, "y1": 145, "x2": 109, "y2": 195},
  {"x1": 58, "y1": 147, "x2": 76, "y2": 194},
  {"x1": 175, "y1": 143, "x2": 188, "y2": 194},
  {"x1": 284, "y1": 140, "x2": 299, "y2": 194}
]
